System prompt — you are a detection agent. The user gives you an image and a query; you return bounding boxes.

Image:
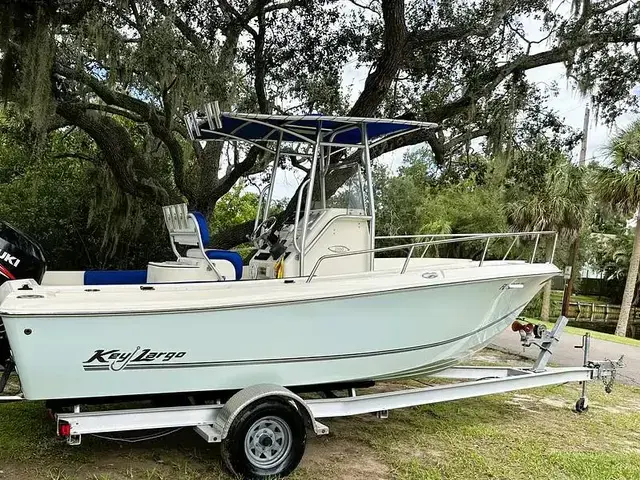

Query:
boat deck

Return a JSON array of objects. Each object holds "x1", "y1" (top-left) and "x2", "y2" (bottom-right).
[{"x1": 0, "y1": 260, "x2": 559, "y2": 316}]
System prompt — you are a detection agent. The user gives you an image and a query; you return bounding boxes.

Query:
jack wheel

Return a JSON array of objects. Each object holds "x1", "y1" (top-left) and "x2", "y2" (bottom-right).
[
  {"x1": 575, "y1": 397, "x2": 589, "y2": 413},
  {"x1": 221, "y1": 398, "x2": 306, "y2": 479}
]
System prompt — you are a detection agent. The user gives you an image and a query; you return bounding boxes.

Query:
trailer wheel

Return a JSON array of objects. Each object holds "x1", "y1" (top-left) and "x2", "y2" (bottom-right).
[
  {"x1": 575, "y1": 397, "x2": 589, "y2": 413},
  {"x1": 221, "y1": 398, "x2": 306, "y2": 479}
]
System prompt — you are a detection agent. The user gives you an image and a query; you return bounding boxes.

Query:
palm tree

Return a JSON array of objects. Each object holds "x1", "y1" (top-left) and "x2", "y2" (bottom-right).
[
  {"x1": 593, "y1": 121, "x2": 640, "y2": 336},
  {"x1": 507, "y1": 160, "x2": 589, "y2": 321}
]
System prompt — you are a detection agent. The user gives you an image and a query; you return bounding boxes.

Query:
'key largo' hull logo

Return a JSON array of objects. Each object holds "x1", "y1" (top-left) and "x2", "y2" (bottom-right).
[{"x1": 83, "y1": 347, "x2": 187, "y2": 372}]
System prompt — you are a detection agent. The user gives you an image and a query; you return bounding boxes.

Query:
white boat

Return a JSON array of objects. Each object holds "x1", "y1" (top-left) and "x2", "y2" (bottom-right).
[{"x1": 0, "y1": 106, "x2": 559, "y2": 402}]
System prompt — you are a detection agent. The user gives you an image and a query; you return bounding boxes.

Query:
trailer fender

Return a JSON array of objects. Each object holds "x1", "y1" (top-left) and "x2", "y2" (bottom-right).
[{"x1": 213, "y1": 384, "x2": 328, "y2": 439}]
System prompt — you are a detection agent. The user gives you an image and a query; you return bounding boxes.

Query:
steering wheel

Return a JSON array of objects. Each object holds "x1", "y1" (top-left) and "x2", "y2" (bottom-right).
[{"x1": 250, "y1": 216, "x2": 277, "y2": 247}]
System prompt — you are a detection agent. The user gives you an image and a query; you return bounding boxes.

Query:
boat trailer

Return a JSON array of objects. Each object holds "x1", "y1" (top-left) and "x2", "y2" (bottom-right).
[{"x1": 1, "y1": 317, "x2": 624, "y2": 479}]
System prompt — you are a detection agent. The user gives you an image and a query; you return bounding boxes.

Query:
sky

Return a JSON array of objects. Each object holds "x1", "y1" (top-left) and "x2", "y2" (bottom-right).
[
  {"x1": 527, "y1": 64, "x2": 636, "y2": 162},
  {"x1": 518, "y1": 6, "x2": 636, "y2": 165}
]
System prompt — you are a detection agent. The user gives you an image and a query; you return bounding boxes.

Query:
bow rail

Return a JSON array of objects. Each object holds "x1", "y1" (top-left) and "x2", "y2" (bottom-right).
[{"x1": 305, "y1": 231, "x2": 557, "y2": 283}]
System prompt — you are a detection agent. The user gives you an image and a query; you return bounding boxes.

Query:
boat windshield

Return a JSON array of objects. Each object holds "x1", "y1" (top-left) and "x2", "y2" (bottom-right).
[{"x1": 327, "y1": 170, "x2": 366, "y2": 213}]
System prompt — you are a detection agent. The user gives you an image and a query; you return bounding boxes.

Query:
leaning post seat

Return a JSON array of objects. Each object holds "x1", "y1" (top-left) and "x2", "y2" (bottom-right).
[{"x1": 154, "y1": 204, "x2": 243, "y2": 281}]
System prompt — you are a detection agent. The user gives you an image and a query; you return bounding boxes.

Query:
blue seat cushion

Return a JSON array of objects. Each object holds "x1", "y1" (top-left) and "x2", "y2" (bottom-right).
[
  {"x1": 205, "y1": 250, "x2": 243, "y2": 280},
  {"x1": 191, "y1": 211, "x2": 210, "y2": 245},
  {"x1": 84, "y1": 270, "x2": 147, "y2": 285}
]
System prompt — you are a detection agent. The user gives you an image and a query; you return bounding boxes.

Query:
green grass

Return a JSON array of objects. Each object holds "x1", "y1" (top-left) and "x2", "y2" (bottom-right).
[
  {"x1": 1, "y1": 351, "x2": 639, "y2": 479},
  {"x1": 296, "y1": 377, "x2": 640, "y2": 480},
  {"x1": 528, "y1": 290, "x2": 640, "y2": 347},
  {"x1": 524, "y1": 317, "x2": 640, "y2": 347},
  {"x1": 550, "y1": 290, "x2": 611, "y2": 305}
]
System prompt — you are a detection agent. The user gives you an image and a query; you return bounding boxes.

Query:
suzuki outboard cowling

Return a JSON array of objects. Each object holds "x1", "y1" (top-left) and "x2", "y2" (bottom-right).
[
  {"x1": 0, "y1": 221, "x2": 46, "y2": 387},
  {"x1": 0, "y1": 221, "x2": 46, "y2": 286}
]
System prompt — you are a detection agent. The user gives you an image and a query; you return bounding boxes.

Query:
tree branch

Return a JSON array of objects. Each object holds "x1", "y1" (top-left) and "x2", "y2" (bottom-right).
[
  {"x1": 83, "y1": 103, "x2": 144, "y2": 122},
  {"x1": 346, "y1": 0, "x2": 379, "y2": 15},
  {"x1": 56, "y1": 102, "x2": 176, "y2": 206},
  {"x1": 572, "y1": 0, "x2": 592, "y2": 34},
  {"x1": 212, "y1": 148, "x2": 262, "y2": 199},
  {"x1": 593, "y1": 0, "x2": 628, "y2": 14},
  {"x1": 54, "y1": 63, "x2": 152, "y2": 118},
  {"x1": 290, "y1": 156, "x2": 310, "y2": 173},
  {"x1": 422, "y1": 36, "x2": 628, "y2": 123},
  {"x1": 254, "y1": 5, "x2": 269, "y2": 113},
  {"x1": 409, "y1": 1, "x2": 516, "y2": 47},
  {"x1": 149, "y1": 0, "x2": 207, "y2": 51},
  {"x1": 129, "y1": 0, "x2": 145, "y2": 33},
  {"x1": 264, "y1": 1, "x2": 297, "y2": 13},
  {"x1": 162, "y1": 76, "x2": 178, "y2": 127},
  {"x1": 349, "y1": 0, "x2": 408, "y2": 117},
  {"x1": 54, "y1": 66, "x2": 191, "y2": 203},
  {"x1": 46, "y1": 115, "x2": 72, "y2": 132},
  {"x1": 444, "y1": 128, "x2": 492, "y2": 152},
  {"x1": 218, "y1": 0, "x2": 244, "y2": 21}
]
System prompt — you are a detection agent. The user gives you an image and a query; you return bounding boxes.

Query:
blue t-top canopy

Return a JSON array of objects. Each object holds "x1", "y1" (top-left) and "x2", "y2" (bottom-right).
[{"x1": 185, "y1": 108, "x2": 437, "y2": 147}]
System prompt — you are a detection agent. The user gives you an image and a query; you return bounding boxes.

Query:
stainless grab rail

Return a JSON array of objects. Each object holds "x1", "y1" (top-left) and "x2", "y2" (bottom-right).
[
  {"x1": 307, "y1": 231, "x2": 557, "y2": 283},
  {"x1": 293, "y1": 179, "x2": 311, "y2": 255},
  {"x1": 253, "y1": 185, "x2": 270, "y2": 235},
  {"x1": 376, "y1": 232, "x2": 552, "y2": 239},
  {"x1": 420, "y1": 235, "x2": 435, "y2": 258},
  {"x1": 378, "y1": 231, "x2": 558, "y2": 264}
]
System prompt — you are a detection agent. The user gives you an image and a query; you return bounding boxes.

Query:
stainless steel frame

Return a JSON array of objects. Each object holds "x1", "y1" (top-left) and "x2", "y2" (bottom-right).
[
  {"x1": 161, "y1": 204, "x2": 223, "y2": 281},
  {"x1": 188, "y1": 213, "x2": 223, "y2": 281},
  {"x1": 185, "y1": 106, "x2": 559, "y2": 282},
  {"x1": 253, "y1": 186, "x2": 270, "y2": 236},
  {"x1": 264, "y1": 132, "x2": 283, "y2": 219},
  {"x1": 376, "y1": 232, "x2": 559, "y2": 264},
  {"x1": 299, "y1": 123, "x2": 322, "y2": 276},
  {"x1": 293, "y1": 179, "x2": 311, "y2": 257},
  {"x1": 361, "y1": 123, "x2": 375, "y2": 271}
]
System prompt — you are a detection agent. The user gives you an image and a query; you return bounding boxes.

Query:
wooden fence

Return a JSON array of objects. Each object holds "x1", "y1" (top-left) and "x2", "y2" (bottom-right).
[{"x1": 550, "y1": 301, "x2": 640, "y2": 338}]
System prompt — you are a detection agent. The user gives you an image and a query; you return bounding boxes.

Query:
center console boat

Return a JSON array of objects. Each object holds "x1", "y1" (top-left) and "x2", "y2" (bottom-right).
[{"x1": 0, "y1": 106, "x2": 560, "y2": 403}]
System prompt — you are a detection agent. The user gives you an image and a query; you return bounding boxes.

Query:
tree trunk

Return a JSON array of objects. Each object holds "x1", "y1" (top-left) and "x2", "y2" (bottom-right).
[
  {"x1": 541, "y1": 281, "x2": 552, "y2": 321},
  {"x1": 540, "y1": 238, "x2": 555, "y2": 321},
  {"x1": 56, "y1": 102, "x2": 175, "y2": 206},
  {"x1": 616, "y1": 206, "x2": 640, "y2": 337},
  {"x1": 561, "y1": 235, "x2": 580, "y2": 317}
]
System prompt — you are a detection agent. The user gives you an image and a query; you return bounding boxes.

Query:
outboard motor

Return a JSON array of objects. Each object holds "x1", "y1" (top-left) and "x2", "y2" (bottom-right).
[
  {"x1": 0, "y1": 221, "x2": 46, "y2": 389},
  {"x1": 0, "y1": 221, "x2": 46, "y2": 286}
]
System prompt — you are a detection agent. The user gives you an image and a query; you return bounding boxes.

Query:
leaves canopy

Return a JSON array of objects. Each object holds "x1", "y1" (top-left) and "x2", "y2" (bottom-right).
[
  {"x1": 594, "y1": 120, "x2": 640, "y2": 214},
  {"x1": 2, "y1": 0, "x2": 640, "y2": 247},
  {"x1": 505, "y1": 144, "x2": 590, "y2": 237}
]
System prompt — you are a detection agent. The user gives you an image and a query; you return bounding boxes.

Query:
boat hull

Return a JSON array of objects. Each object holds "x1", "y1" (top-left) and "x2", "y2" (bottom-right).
[{"x1": 2, "y1": 271, "x2": 550, "y2": 400}]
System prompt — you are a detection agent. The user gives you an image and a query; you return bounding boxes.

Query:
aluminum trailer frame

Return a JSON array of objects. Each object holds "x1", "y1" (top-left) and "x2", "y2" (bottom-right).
[{"x1": 56, "y1": 365, "x2": 596, "y2": 440}]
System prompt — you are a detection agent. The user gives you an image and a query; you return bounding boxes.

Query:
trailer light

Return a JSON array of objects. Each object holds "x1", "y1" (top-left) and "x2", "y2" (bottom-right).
[{"x1": 59, "y1": 422, "x2": 71, "y2": 437}]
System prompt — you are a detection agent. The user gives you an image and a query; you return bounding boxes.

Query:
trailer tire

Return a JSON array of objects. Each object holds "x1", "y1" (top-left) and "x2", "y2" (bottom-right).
[
  {"x1": 575, "y1": 397, "x2": 589, "y2": 413},
  {"x1": 220, "y1": 397, "x2": 306, "y2": 479}
]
